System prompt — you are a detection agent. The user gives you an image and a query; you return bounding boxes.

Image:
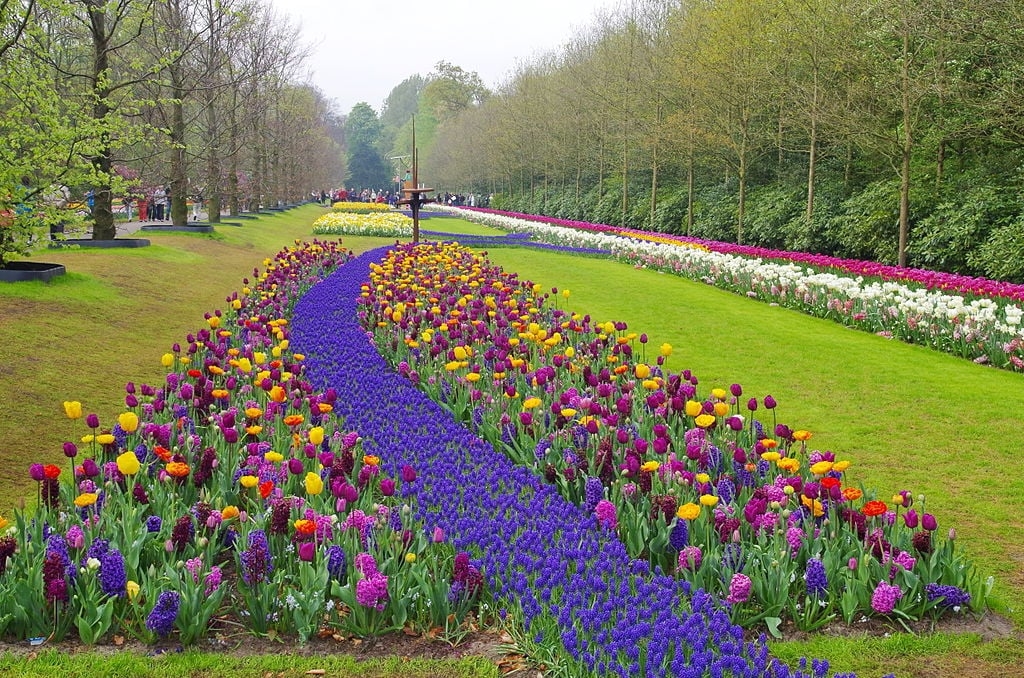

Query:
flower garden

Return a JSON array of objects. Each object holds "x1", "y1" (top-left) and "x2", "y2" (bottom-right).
[
  {"x1": 437, "y1": 207, "x2": 1024, "y2": 372},
  {"x1": 0, "y1": 207, "x2": 1009, "y2": 677}
]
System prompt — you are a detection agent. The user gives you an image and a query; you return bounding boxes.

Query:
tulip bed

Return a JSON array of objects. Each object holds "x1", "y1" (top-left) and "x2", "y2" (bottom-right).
[
  {"x1": 312, "y1": 210, "x2": 414, "y2": 237},
  {"x1": 351, "y1": 242, "x2": 985, "y2": 630},
  {"x1": 438, "y1": 207, "x2": 1024, "y2": 372},
  {"x1": 0, "y1": 240, "x2": 493, "y2": 648}
]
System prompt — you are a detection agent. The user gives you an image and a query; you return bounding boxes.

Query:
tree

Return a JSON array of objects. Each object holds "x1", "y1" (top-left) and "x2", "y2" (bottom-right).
[
  {"x1": 422, "y1": 61, "x2": 488, "y2": 123},
  {"x1": 344, "y1": 102, "x2": 389, "y2": 190},
  {"x1": 1, "y1": 0, "x2": 96, "y2": 265}
]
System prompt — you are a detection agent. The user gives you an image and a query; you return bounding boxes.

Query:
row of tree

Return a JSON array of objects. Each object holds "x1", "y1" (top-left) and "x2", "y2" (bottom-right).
[
  {"x1": 406, "y1": 0, "x2": 1024, "y2": 281},
  {"x1": 0, "y1": 0, "x2": 345, "y2": 251}
]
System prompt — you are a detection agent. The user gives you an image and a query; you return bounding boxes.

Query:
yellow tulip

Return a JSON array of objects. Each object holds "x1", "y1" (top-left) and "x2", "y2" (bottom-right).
[
  {"x1": 640, "y1": 461, "x2": 660, "y2": 473},
  {"x1": 96, "y1": 433, "x2": 116, "y2": 446},
  {"x1": 699, "y1": 494, "x2": 719, "y2": 508},
  {"x1": 523, "y1": 397, "x2": 542, "y2": 410},
  {"x1": 126, "y1": 580, "x2": 140, "y2": 600},
  {"x1": 116, "y1": 451, "x2": 141, "y2": 476},
  {"x1": 304, "y1": 471, "x2": 324, "y2": 495},
  {"x1": 676, "y1": 503, "x2": 701, "y2": 520},
  {"x1": 659, "y1": 342, "x2": 673, "y2": 357},
  {"x1": 264, "y1": 451, "x2": 284, "y2": 463},
  {"x1": 308, "y1": 427, "x2": 324, "y2": 445},
  {"x1": 694, "y1": 414, "x2": 716, "y2": 428},
  {"x1": 63, "y1": 401, "x2": 82, "y2": 420},
  {"x1": 221, "y1": 505, "x2": 240, "y2": 520},
  {"x1": 635, "y1": 363, "x2": 651, "y2": 379},
  {"x1": 239, "y1": 475, "x2": 258, "y2": 488},
  {"x1": 684, "y1": 400, "x2": 703, "y2": 417},
  {"x1": 74, "y1": 492, "x2": 99, "y2": 508},
  {"x1": 810, "y1": 461, "x2": 834, "y2": 476},
  {"x1": 118, "y1": 411, "x2": 139, "y2": 433},
  {"x1": 161, "y1": 353, "x2": 175, "y2": 368}
]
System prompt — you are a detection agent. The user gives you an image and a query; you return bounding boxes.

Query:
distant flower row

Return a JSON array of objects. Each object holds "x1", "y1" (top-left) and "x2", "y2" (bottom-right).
[
  {"x1": 330, "y1": 201, "x2": 392, "y2": 213},
  {"x1": 312, "y1": 211, "x2": 412, "y2": 238},
  {"x1": 0, "y1": 239, "x2": 489, "y2": 646},
  {"x1": 439, "y1": 207, "x2": 1024, "y2": 372}
]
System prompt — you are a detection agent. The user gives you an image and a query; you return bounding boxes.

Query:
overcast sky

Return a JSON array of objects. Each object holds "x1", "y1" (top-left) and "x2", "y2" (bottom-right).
[{"x1": 268, "y1": 0, "x2": 615, "y2": 115}]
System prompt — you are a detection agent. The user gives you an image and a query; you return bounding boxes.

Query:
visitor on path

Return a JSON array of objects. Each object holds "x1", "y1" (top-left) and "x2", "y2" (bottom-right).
[
  {"x1": 153, "y1": 186, "x2": 166, "y2": 221},
  {"x1": 191, "y1": 190, "x2": 203, "y2": 221}
]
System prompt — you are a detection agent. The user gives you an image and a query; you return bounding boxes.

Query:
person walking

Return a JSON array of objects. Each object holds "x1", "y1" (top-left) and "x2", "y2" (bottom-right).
[{"x1": 153, "y1": 186, "x2": 166, "y2": 221}]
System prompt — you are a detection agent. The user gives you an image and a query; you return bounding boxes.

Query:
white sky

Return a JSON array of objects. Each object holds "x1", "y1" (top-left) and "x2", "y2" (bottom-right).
[{"x1": 269, "y1": 0, "x2": 615, "y2": 115}]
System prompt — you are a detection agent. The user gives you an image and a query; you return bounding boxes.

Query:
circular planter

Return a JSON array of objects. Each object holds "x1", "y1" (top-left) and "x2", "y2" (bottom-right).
[
  {"x1": 0, "y1": 261, "x2": 67, "y2": 283},
  {"x1": 50, "y1": 238, "x2": 151, "y2": 249}
]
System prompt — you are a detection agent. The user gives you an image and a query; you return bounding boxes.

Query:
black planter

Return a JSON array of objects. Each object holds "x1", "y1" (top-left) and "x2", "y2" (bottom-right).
[
  {"x1": 50, "y1": 238, "x2": 150, "y2": 249},
  {"x1": 139, "y1": 224, "x2": 215, "y2": 233},
  {"x1": 0, "y1": 261, "x2": 67, "y2": 283}
]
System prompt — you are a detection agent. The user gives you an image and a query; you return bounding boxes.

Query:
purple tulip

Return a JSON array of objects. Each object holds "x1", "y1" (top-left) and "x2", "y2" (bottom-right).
[
  {"x1": 922, "y1": 513, "x2": 938, "y2": 531},
  {"x1": 730, "y1": 383, "x2": 743, "y2": 397},
  {"x1": 746, "y1": 398, "x2": 758, "y2": 412},
  {"x1": 63, "y1": 442, "x2": 78, "y2": 458},
  {"x1": 287, "y1": 458, "x2": 304, "y2": 475},
  {"x1": 764, "y1": 395, "x2": 777, "y2": 409},
  {"x1": 29, "y1": 463, "x2": 45, "y2": 482},
  {"x1": 903, "y1": 509, "x2": 919, "y2": 529},
  {"x1": 380, "y1": 478, "x2": 395, "y2": 497},
  {"x1": 400, "y1": 465, "x2": 416, "y2": 483},
  {"x1": 86, "y1": 413, "x2": 100, "y2": 429},
  {"x1": 298, "y1": 541, "x2": 316, "y2": 562}
]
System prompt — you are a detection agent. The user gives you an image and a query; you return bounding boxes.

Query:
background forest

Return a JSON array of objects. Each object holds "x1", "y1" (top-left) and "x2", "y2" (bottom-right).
[
  {"x1": 5, "y1": 0, "x2": 1024, "y2": 282},
  {"x1": 393, "y1": 0, "x2": 1024, "y2": 283}
]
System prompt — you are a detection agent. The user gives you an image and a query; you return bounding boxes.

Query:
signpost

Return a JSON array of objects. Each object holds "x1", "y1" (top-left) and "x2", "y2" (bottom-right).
[{"x1": 395, "y1": 119, "x2": 433, "y2": 244}]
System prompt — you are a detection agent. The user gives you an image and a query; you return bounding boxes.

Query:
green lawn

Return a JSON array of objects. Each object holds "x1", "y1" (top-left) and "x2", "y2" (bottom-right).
[{"x1": 1, "y1": 209, "x2": 1021, "y2": 677}]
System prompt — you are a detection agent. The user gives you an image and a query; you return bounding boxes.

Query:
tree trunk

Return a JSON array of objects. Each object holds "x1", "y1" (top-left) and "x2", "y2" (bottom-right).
[
  {"x1": 166, "y1": 59, "x2": 189, "y2": 226},
  {"x1": 898, "y1": 30, "x2": 912, "y2": 267},
  {"x1": 686, "y1": 152, "x2": 694, "y2": 237},
  {"x1": 89, "y1": 5, "x2": 116, "y2": 240}
]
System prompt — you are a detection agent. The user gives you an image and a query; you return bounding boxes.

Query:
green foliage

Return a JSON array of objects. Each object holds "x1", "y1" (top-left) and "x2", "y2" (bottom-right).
[
  {"x1": 742, "y1": 184, "x2": 805, "y2": 249},
  {"x1": 973, "y1": 216, "x2": 1024, "y2": 283},
  {"x1": 908, "y1": 173, "x2": 1020, "y2": 275},
  {"x1": 690, "y1": 181, "x2": 740, "y2": 243}
]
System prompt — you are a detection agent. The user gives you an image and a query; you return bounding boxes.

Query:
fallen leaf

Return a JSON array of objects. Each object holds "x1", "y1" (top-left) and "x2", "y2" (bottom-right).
[{"x1": 305, "y1": 671, "x2": 326, "y2": 676}]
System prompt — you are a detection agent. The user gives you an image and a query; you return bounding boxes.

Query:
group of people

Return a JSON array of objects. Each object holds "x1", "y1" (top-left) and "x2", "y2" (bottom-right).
[
  {"x1": 133, "y1": 186, "x2": 205, "y2": 222},
  {"x1": 320, "y1": 187, "x2": 399, "y2": 205},
  {"x1": 437, "y1": 192, "x2": 487, "y2": 208}
]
